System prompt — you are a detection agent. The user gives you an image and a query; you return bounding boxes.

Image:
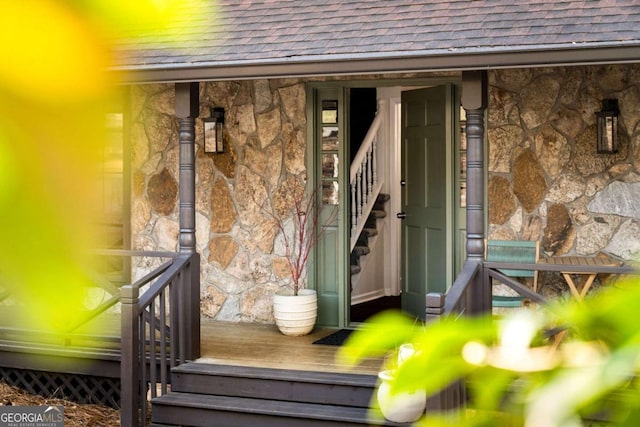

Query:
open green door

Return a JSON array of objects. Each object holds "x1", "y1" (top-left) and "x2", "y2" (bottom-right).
[{"x1": 400, "y1": 86, "x2": 453, "y2": 319}]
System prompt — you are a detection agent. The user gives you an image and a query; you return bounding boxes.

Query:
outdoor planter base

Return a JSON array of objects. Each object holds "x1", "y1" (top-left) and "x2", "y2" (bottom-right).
[{"x1": 273, "y1": 289, "x2": 317, "y2": 336}]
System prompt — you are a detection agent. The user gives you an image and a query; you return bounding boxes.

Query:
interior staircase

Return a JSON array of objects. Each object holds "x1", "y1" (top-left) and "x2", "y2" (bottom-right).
[
  {"x1": 150, "y1": 361, "x2": 409, "y2": 426},
  {"x1": 350, "y1": 193, "x2": 390, "y2": 278}
]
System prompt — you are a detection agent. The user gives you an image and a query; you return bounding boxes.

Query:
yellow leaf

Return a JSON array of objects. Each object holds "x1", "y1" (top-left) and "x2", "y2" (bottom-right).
[{"x1": 0, "y1": 1, "x2": 109, "y2": 102}]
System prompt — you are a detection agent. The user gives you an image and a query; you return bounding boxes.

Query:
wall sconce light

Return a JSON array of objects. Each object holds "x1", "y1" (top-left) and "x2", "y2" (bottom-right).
[
  {"x1": 203, "y1": 107, "x2": 225, "y2": 153},
  {"x1": 596, "y1": 99, "x2": 619, "y2": 154}
]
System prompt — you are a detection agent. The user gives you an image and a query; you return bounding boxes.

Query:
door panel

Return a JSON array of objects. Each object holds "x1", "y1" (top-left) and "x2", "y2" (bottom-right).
[
  {"x1": 313, "y1": 88, "x2": 347, "y2": 328},
  {"x1": 405, "y1": 224, "x2": 426, "y2": 297},
  {"x1": 401, "y1": 86, "x2": 451, "y2": 319},
  {"x1": 316, "y1": 208, "x2": 340, "y2": 326}
]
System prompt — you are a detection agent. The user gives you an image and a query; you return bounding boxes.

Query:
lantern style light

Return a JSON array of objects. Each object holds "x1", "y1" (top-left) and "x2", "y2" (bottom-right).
[
  {"x1": 203, "y1": 107, "x2": 225, "y2": 153},
  {"x1": 596, "y1": 99, "x2": 619, "y2": 154}
]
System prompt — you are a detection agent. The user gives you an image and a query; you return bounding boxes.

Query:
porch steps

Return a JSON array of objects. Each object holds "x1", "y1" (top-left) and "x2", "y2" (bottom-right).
[{"x1": 150, "y1": 362, "x2": 409, "y2": 427}]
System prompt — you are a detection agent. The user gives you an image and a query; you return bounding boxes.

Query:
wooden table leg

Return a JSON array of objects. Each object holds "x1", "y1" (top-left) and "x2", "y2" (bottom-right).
[
  {"x1": 561, "y1": 273, "x2": 597, "y2": 301},
  {"x1": 579, "y1": 274, "x2": 597, "y2": 299},
  {"x1": 562, "y1": 273, "x2": 582, "y2": 300}
]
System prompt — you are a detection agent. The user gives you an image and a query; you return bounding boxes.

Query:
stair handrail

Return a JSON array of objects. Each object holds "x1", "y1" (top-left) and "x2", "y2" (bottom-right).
[
  {"x1": 120, "y1": 250, "x2": 200, "y2": 427},
  {"x1": 349, "y1": 99, "x2": 384, "y2": 183},
  {"x1": 350, "y1": 99, "x2": 386, "y2": 252}
]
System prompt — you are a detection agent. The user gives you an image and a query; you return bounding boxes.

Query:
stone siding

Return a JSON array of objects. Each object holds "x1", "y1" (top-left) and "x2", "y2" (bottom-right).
[
  {"x1": 129, "y1": 65, "x2": 640, "y2": 321},
  {"x1": 129, "y1": 79, "x2": 307, "y2": 322},
  {"x1": 488, "y1": 65, "x2": 640, "y2": 264}
]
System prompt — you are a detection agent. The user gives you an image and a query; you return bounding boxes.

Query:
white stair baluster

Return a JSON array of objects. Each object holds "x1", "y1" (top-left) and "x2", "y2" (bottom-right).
[
  {"x1": 363, "y1": 154, "x2": 369, "y2": 206},
  {"x1": 372, "y1": 137, "x2": 377, "y2": 188},
  {"x1": 367, "y1": 144, "x2": 373, "y2": 201},
  {"x1": 351, "y1": 180, "x2": 356, "y2": 232},
  {"x1": 357, "y1": 166, "x2": 363, "y2": 222}
]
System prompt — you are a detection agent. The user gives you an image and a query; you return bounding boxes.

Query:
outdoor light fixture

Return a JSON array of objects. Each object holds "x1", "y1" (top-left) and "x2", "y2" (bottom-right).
[
  {"x1": 203, "y1": 107, "x2": 225, "y2": 153},
  {"x1": 596, "y1": 99, "x2": 619, "y2": 154}
]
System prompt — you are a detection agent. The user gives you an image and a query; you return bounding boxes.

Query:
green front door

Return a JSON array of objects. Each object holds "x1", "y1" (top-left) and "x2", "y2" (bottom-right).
[{"x1": 400, "y1": 86, "x2": 452, "y2": 319}]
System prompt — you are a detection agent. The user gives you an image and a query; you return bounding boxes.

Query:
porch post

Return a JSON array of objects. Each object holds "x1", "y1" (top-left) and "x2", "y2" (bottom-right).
[
  {"x1": 175, "y1": 82, "x2": 201, "y2": 359},
  {"x1": 120, "y1": 283, "x2": 140, "y2": 427},
  {"x1": 462, "y1": 71, "x2": 488, "y2": 313},
  {"x1": 175, "y1": 82, "x2": 199, "y2": 254}
]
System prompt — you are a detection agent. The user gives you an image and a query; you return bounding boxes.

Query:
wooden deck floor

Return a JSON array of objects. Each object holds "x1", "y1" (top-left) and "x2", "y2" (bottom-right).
[
  {"x1": 0, "y1": 307, "x2": 384, "y2": 376},
  {"x1": 199, "y1": 320, "x2": 384, "y2": 375}
]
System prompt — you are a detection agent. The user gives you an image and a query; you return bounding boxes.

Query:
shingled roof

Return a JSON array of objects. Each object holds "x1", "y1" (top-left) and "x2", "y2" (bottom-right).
[{"x1": 113, "y1": 0, "x2": 640, "y2": 83}]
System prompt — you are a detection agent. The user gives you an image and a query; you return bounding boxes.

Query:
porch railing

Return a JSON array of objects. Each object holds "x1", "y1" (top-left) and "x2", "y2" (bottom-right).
[
  {"x1": 350, "y1": 99, "x2": 385, "y2": 252},
  {"x1": 426, "y1": 260, "x2": 481, "y2": 321},
  {"x1": 0, "y1": 249, "x2": 198, "y2": 418},
  {"x1": 120, "y1": 251, "x2": 200, "y2": 427},
  {"x1": 425, "y1": 260, "x2": 481, "y2": 412},
  {"x1": 425, "y1": 258, "x2": 638, "y2": 413}
]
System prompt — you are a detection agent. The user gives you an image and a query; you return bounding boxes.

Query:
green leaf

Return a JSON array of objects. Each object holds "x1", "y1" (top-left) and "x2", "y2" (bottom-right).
[{"x1": 336, "y1": 310, "x2": 419, "y2": 366}]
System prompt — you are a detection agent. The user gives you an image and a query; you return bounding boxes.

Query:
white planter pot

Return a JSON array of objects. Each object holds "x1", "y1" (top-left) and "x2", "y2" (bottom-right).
[
  {"x1": 377, "y1": 370, "x2": 426, "y2": 423},
  {"x1": 273, "y1": 289, "x2": 317, "y2": 336}
]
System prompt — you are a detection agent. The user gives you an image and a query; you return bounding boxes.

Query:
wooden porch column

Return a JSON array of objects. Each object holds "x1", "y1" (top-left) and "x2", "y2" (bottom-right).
[
  {"x1": 175, "y1": 82, "x2": 199, "y2": 254},
  {"x1": 120, "y1": 283, "x2": 140, "y2": 427},
  {"x1": 175, "y1": 82, "x2": 201, "y2": 359},
  {"x1": 462, "y1": 71, "x2": 489, "y2": 313}
]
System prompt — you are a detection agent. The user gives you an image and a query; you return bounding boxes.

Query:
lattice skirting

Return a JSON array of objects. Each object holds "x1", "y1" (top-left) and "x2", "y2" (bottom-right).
[{"x1": 0, "y1": 367, "x2": 120, "y2": 408}]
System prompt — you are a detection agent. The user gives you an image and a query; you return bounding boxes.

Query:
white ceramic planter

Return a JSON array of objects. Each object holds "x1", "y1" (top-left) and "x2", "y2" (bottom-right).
[
  {"x1": 273, "y1": 289, "x2": 317, "y2": 336},
  {"x1": 377, "y1": 370, "x2": 426, "y2": 423}
]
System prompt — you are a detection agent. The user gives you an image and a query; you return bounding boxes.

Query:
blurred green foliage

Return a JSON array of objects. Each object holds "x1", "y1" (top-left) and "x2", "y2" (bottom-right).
[
  {"x1": 0, "y1": 1, "x2": 211, "y2": 334},
  {"x1": 339, "y1": 278, "x2": 640, "y2": 426}
]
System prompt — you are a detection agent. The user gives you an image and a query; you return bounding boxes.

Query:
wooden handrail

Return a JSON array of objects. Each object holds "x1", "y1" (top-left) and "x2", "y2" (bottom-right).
[
  {"x1": 138, "y1": 255, "x2": 191, "y2": 308},
  {"x1": 0, "y1": 249, "x2": 199, "y2": 426},
  {"x1": 443, "y1": 260, "x2": 481, "y2": 314},
  {"x1": 92, "y1": 249, "x2": 180, "y2": 258},
  {"x1": 120, "y1": 251, "x2": 199, "y2": 427},
  {"x1": 425, "y1": 257, "x2": 638, "y2": 415},
  {"x1": 483, "y1": 261, "x2": 637, "y2": 275},
  {"x1": 350, "y1": 105, "x2": 384, "y2": 183},
  {"x1": 487, "y1": 269, "x2": 547, "y2": 304},
  {"x1": 67, "y1": 253, "x2": 175, "y2": 334}
]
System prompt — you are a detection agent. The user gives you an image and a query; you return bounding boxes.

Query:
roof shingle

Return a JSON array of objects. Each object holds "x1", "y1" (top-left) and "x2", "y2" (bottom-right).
[{"x1": 113, "y1": 0, "x2": 640, "y2": 80}]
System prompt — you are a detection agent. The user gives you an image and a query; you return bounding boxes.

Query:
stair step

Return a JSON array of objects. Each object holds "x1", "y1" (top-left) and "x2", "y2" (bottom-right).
[
  {"x1": 355, "y1": 228, "x2": 378, "y2": 248},
  {"x1": 352, "y1": 245, "x2": 370, "y2": 256},
  {"x1": 370, "y1": 209, "x2": 386, "y2": 219},
  {"x1": 151, "y1": 363, "x2": 410, "y2": 427},
  {"x1": 376, "y1": 193, "x2": 391, "y2": 203},
  {"x1": 170, "y1": 362, "x2": 375, "y2": 407},
  {"x1": 152, "y1": 392, "x2": 404, "y2": 427},
  {"x1": 361, "y1": 228, "x2": 378, "y2": 238},
  {"x1": 373, "y1": 193, "x2": 391, "y2": 210}
]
